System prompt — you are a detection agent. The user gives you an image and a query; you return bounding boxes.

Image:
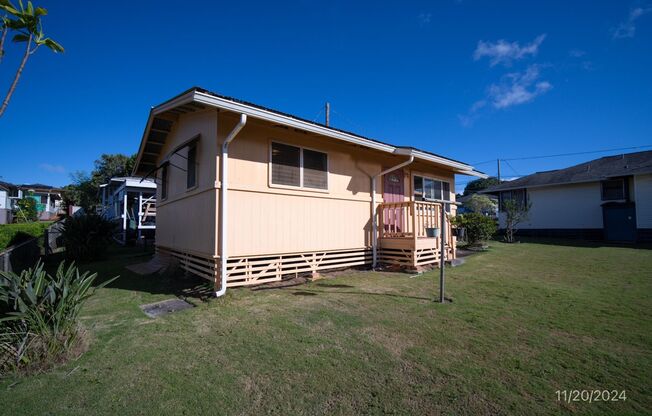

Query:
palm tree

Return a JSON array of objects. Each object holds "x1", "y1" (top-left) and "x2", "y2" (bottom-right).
[{"x1": 0, "y1": 0, "x2": 63, "y2": 117}]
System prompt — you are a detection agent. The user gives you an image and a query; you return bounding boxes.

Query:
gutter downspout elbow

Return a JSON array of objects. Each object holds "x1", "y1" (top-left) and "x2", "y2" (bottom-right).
[
  {"x1": 371, "y1": 155, "x2": 414, "y2": 269},
  {"x1": 216, "y1": 113, "x2": 247, "y2": 297}
]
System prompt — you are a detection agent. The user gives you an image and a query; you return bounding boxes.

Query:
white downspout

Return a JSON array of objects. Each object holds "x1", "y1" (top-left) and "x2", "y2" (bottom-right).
[
  {"x1": 371, "y1": 155, "x2": 414, "y2": 269},
  {"x1": 216, "y1": 113, "x2": 248, "y2": 297}
]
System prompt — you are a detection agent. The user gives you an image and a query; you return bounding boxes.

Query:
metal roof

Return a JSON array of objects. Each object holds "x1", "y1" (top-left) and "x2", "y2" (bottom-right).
[
  {"x1": 483, "y1": 150, "x2": 652, "y2": 192},
  {"x1": 133, "y1": 87, "x2": 487, "y2": 178}
]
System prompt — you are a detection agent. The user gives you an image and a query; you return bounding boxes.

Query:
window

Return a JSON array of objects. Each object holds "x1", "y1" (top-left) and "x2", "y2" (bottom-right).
[
  {"x1": 271, "y1": 142, "x2": 328, "y2": 190},
  {"x1": 413, "y1": 175, "x2": 452, "y2": 211},
  {"x1": 161, "y1": 163, "x2": 168, "y2": 200},
  {"x1": 601, "y1": 178, "x2": 626, "y2": 201},
  {"x1": 186, "y1": 142, "x2": 197, "y2": 189},
  {"x1": 499, "y1": 189, "x2": 527, "y2": 211},
  {"x1": 271, "y1": 143, "x2": 301, "y2": 187}
]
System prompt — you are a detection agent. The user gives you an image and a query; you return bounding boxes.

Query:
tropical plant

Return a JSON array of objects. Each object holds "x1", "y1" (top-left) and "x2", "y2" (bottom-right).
[
  {"x1": 14, "y1": 195, "x2": 37, "y2": 222},
  {"x1": 452, "y1": 213, "x2": 497, "y2": 246},
  {"x1": 0, "y1": 0, "x2": 64, "y2": 117},
  {"x1": 62, "y1": 214, "x2": 116, "y2": 261},
  {"x1": 0, "y1": 261, "x2": 117, "y2": 373},
  {"x1": 503, "y1": 199, "x2": 532, "y2": 243}
]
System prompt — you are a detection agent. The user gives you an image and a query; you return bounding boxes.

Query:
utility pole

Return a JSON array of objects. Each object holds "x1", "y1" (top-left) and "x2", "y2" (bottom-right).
[
  {"x1": 325, "y1": 102, "x2": 330, "y2": 126},
  {"x1": 497, "y1": 158, "x2": 501, "y2": 182}
]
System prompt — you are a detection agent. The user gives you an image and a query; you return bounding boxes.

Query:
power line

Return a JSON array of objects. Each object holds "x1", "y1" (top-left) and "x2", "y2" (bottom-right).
[
  {"x1": 502, "y1": 144, "x2": 652, "y2": 162},
  {"x1": 471, "y1": 144, "x2": 652, "y2": 166}
]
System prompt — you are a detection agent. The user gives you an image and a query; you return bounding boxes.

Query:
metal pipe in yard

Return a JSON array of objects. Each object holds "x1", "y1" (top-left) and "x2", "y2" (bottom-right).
[{"x1": 439, "y1": 203, "x2": 446, "y2": 303}]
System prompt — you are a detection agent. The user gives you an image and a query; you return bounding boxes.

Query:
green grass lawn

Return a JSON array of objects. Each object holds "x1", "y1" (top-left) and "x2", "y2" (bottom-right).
[{"x1": 1, "y1": 242, "x2": 650, "y2": 415}]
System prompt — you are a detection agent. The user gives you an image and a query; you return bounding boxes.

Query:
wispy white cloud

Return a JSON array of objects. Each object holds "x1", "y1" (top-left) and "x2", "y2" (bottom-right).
[
  {"x1": 488, "y1": 65, "x2": 552, "y2": 109},
  {"x1": 459, "y1": 65, "x2": 551, "y2": 126},
  {"x1": 568, "y1": 49, "x2": 586, "y2": 58},
  {"x1": 418, "y1": 12, "x2": 432, "y2": 25},
  {"x1": 473, "y1": 34, "x2": 546, "y2": 67},
  {"x1": 612, "y1": 6, "x2": 651, "y2": 39},
  {"x1": 39, "y1": 163, "x2": 66, "y2": 174}
]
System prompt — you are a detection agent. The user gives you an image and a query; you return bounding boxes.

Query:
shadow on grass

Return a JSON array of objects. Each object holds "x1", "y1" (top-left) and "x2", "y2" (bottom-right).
[
  {"x1": 44, "y1": 246, "x2": 215, "y2": 302},
  {"x1": 287, "y1": 288, "x2": 431, "y2": 302}
]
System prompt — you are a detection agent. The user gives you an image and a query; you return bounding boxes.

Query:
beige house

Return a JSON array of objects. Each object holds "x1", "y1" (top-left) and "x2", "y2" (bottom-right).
[{"x1": 133, "y1": 87, "x2": 485, "y2": 294}]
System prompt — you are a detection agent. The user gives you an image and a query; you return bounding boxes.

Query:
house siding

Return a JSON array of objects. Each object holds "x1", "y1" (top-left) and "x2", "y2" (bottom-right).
[
  {"x1": 154, "y1": 109, "x2": 457, "y2": 259},
  {"x1": 635, "y1": 174, "x2": 652, "y2": 228},
  {"x1": 499, "y1": 182, "x2": 603, "y2": 229}
]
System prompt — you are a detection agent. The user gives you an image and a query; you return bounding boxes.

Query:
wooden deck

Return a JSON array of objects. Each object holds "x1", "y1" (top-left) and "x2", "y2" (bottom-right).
[{"x1": 378, "y1": 201, "x2": 455, "y2": 268}]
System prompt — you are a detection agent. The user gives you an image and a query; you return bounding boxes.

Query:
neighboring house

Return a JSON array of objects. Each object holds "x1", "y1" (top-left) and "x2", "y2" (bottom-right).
[
  {"x1": 0, "y1": 181, "x2": 18, "y2": 224},
  {"x1": 132, "y1": 87, "x2": 485, "y2": 292},
  {"x1": 482, "y1": 150, "x2": 652, "y2": 243},
  {"x1": 99, "y1": 177, "x2": 157, "y2": 244},
  {"x1": 17, "y1": 184, "x2": 65, "y2": 220}
]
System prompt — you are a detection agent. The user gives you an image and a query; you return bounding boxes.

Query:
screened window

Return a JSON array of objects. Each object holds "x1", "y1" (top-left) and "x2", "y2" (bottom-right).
[
  {"x1": 186, "y1": 142, "x2": 197, "y2": 189},
  {"x1": 601, "y1": 178, "x2": 626, "y2": 201},
  {"x1": 499, "y1": 189, "x2": 527, "y2": 211},
  {"x1": 413, "y1": 176, "x2": 452, "y2": 211},
  {"x1": 303, "y1": 149, "x2": 328, "y2": 189},
  {"x1": 271, "y1": 142, "x2": 328, "y2": 190},
  {"x1": 161, "y1": 163, "x2": 169, "y2": 200},
  {"x1": 271, "y1": 143, "x2": 301, "y2": 187}
]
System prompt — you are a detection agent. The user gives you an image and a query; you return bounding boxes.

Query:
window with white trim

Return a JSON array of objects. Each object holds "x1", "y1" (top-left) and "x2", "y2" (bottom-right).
[
  {"x1": 413, "y1": 175, "x2": 452, "y2": 211},
  {"x1": 601, "y1": 178, "x2": 626, "y2": 201},
  {"x1": 271, "y1": 142, "x2": 328, "y2": 190}
]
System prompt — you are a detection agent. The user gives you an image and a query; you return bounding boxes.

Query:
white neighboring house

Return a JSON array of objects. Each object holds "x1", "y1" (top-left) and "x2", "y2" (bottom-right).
[
  {"x1": 0, "y1": 181, "x2": 18, "y2": 224},
  {"x1": 99, "y1": 177, "x2": 157, "y2": 244},
  {"x1": 483, "y1": 150, "x2": 652, "y2": 243}
]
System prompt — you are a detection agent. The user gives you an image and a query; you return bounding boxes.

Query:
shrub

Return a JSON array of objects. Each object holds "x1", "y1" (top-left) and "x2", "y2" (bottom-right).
[
  {"x1": 453, "y1": 213, "x2": 497, "y2": 246},
  {"x1": 62, "y1": 214, "x2": 116, "y2": 261},
  {"x1": 0, "y1": 222, "x2": 50, "y2": 251},
  {"x1": 14, "y1": 197, "x2": 38, "y2": 222},
  {"x1": 503, "y1": 199, "x2": 532, "y2": 243},
  {"x1": 0, "y1": 261, "x2": 117, "y2": 374}
]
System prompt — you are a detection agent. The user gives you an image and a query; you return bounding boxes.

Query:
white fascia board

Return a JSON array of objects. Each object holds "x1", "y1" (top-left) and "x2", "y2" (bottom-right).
[
  {"x1": 192, "y1": 91, "x2": 396, "y2": 154},
  {"x1": 143, "y1": 90, "x2": 479, "y2": 174}
]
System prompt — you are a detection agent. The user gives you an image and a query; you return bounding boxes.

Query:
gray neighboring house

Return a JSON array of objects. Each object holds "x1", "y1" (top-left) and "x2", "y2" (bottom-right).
[{"x1": 483, "y1": 150, "x2": 652, "y2": 243}]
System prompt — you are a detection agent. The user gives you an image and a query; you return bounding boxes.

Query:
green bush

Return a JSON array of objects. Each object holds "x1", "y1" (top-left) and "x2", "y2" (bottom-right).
[
  {"x1": 453, "y1": 213, "x2": 497, "y2": 246},
  {"x1": 0, "y1": 261, "x2": 117, "y2": 373},
  {"x1": 62, "y1": 215, "x2": 116, "y2": 261},
  {"x1": 0, "y1": 222, "x2": 51, "y2": 251},
  {"x1": 14, "y1": 198, "x2": 38, "y2": 222}
]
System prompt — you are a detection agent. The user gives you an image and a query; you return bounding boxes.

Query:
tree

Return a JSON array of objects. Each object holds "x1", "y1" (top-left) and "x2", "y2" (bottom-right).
[
  {"x1": 64, "y1": 154, "x2": 136, "y2": 210},
  {"x1": 463, "y1": 177, "x2": 501, "y2": 195},
  {"x1": 90, "y1": 154, "x2": 136, "y2": 187},
  {"x1": 463, "y1": 194, "x2": 497, "y2": 215},
  {"x1": 0, "y1": 0, "x2": 63, "y2": 117},
  {"x1": 503, "y1": 199, "x2": 531, "y2": 243},
  {"x1": 14, "y1": 195, "x2": 37, "y2": 222}
]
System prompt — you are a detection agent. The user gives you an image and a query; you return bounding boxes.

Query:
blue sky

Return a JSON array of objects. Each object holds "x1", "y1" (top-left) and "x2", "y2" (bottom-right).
[{"x1": 0, "y1": 0, "x2": 650, "y2": 191}]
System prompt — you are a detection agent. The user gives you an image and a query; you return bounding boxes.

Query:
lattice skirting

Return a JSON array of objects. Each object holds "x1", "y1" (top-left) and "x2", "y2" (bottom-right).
[
  {"x1": 379, "y1": 246, "x2": 455, "y2": 268},
  {"x1": 227, "y1": 248, "x2": 372, "y2": 287},
  {"x1": 156, "y1": 246, "x2": 372, "y2": 288}
]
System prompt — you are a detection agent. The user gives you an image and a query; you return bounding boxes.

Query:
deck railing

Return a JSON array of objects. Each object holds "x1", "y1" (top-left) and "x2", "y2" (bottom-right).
[{"x1": 379, "y1": 201, "x2": 454, "y2": 242}]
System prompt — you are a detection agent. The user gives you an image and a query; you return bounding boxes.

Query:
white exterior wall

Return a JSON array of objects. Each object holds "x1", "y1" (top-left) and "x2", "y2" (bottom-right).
[
  {"x1": 635, "y1": 174, "x2": 652, "y2": 228},
  {"x1": 0, "y1": 190, "x2": 7, "y2": 209},
  {"x1": 500, "y1": 182, "x2": 603, "y2": 229}
]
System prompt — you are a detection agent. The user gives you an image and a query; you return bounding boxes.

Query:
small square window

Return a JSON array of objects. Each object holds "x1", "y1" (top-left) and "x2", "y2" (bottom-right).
[
  {"x1": 601, "y1": 179, "x2": 625, "y2": 201},
  {"x1": 303, "y1": 149, "x2": 328, "y2": 189}
]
